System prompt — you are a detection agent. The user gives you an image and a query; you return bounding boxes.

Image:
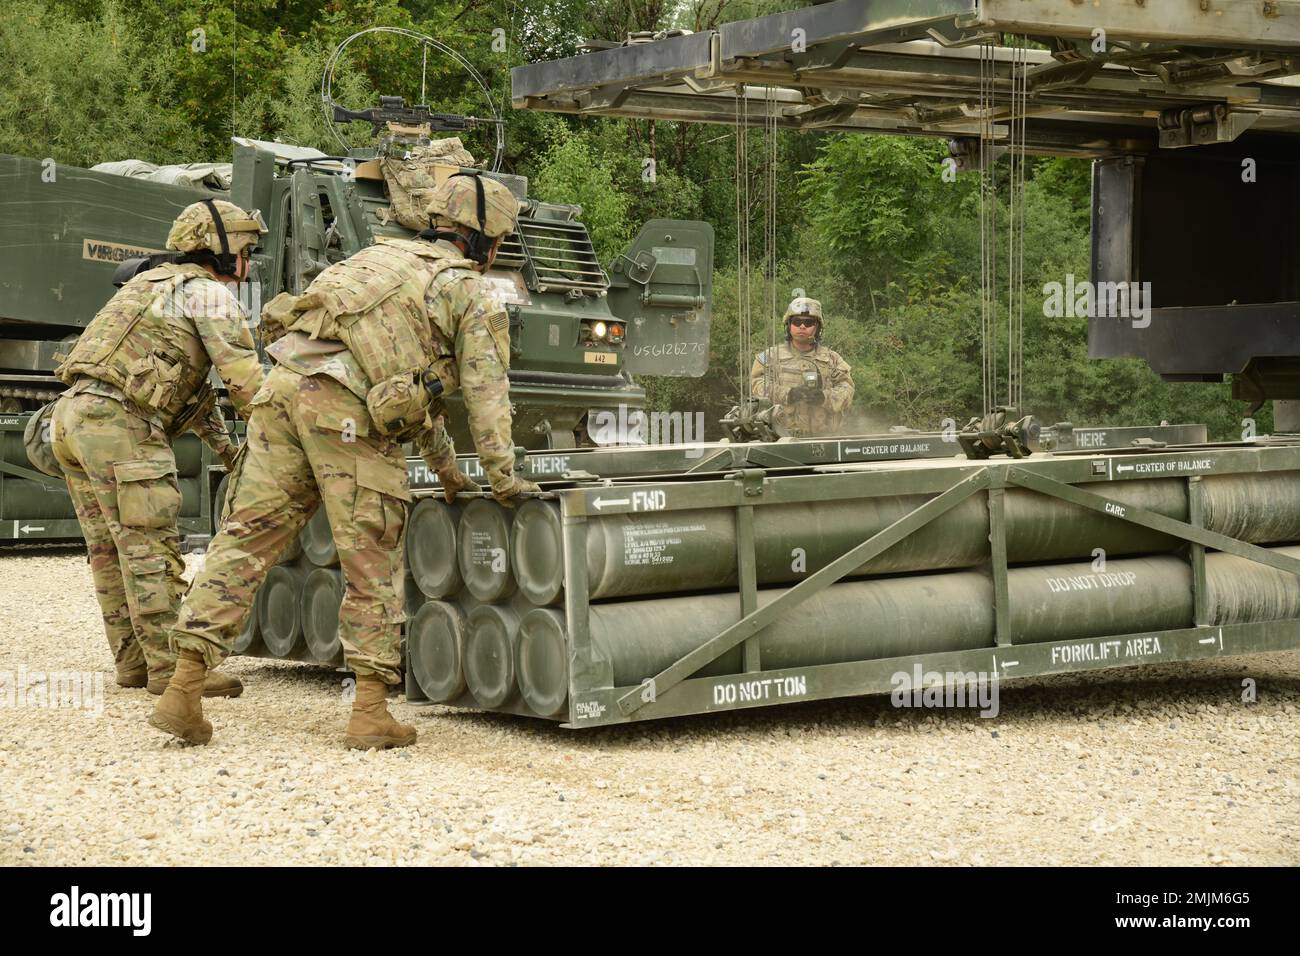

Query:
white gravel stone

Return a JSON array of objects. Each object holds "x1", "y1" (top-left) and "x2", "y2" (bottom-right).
[{"x1": 1, "y1": 550, "x2": 1298, "y2": 865}]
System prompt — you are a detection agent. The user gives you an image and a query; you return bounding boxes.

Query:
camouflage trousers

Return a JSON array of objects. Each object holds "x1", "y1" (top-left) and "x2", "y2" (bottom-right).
[
  {"x1": 171, "y1": 366, "x2": 411, "y2": 683},
  {"x1": 51, "y1": 392, "x2": 186, "y2": 683}
]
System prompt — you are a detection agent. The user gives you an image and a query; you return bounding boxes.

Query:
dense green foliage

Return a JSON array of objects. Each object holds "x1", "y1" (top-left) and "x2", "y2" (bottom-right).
[{"x1": 0, "y1": 0, "x2": 1262, "y2": 438}]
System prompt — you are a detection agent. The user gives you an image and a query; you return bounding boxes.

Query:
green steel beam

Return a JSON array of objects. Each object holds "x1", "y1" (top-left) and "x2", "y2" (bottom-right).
[
  {"x1": 1188, "y1": 475, "x2": 1210, "y2": 627},
  {"x1": 0, "y1": 459, "x2": 65, "y2": 492},
  {"x1": 561, "y1": 511, "x2": 601, "y2": 704},
  {"x1": 737, "y1": 501, "x2": 761, "y2": 673},
  {"x1": 567, "y1": 618, "x2": 1298, "y2": 728},
  {"x1": 988, "y1": 487, "x2": 1011, "y2": 646}
]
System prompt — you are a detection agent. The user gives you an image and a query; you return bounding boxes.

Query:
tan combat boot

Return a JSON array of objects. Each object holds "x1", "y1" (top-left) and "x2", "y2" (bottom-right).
[
  {"x1": 115, "y1": 665, "x2": 148, "y2": 689},
  {"x1": 147, "y1": 671, "x2": 244, "y2": 698},
  {"x1": 343, "y1": 677, "x2": 417, "y2": 750},
  {"x1": 147, "y1": 650, "x2": 213, "y2": 745}
]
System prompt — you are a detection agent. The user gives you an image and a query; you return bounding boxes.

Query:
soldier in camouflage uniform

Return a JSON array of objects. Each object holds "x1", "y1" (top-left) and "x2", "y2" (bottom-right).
[
  {"x1": 50, "y1": 199, "x2": 267, "y2": 696},
  {"x1": 750, "y1": 296, "x2": 855, "y2": 437},
  {"x1": 151, "y1": 172, "x2": 538, "y2": 748}
]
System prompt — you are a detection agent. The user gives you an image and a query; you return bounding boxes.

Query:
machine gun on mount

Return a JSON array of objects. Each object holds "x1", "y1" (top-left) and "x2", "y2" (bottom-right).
[{"x1": 331, "y1": 95, "x2": 503, "y2": 137}]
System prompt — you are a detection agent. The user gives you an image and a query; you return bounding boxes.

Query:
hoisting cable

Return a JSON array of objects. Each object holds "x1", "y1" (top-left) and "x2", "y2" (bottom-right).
[
  {"x1": 978, "y1": 39, "x2": 997, "y2": 417},
  {"x1": 1015, "y1": 38, "x2": 1028, "y2": 414},
  {"x1": 1005, "y1": 36, "x2": 1029, "y2": 415},
  {"x1": 735, "y1": 84, "x2": 752, "y2": 405},
  {"x1": 765, "y1": 83, "x2": 780, "y2": 405}
]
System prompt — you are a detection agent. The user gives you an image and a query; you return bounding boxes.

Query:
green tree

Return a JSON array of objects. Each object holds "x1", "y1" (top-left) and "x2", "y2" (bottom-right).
[
  {"x1": 532, "y1": 133, "x2": 633, "y2": 263},
  {"x1": 0, "y1": 1, "x2": 193, "y2": 166}
]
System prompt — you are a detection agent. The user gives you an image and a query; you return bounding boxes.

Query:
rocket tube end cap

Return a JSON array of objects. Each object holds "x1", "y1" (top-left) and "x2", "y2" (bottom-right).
[
  {"x1": 457, "y1": 499, "x2": 517, "y2": 603},
  {"x1": 516, "y1": 608, "x2": 568, "y2": 717},
  {"x1": 259, "y1": 565, "x2": 304, "y2": 658},
  {"x1": 407, "y1": 498, "x2": 464, "y2": 598},
  {"x1": 300, "y1": 507, "x2": 338, "y2": 567},
  {"x1": 464, "y1": 604, "x2": 519, "y2": 708},
  {"x1": 511, "y1": 499, "x2": 564, "y2": 607},
  {"x1": 301, "y1": 567, "x2": 344, "y2": 663},
  {"x1": 408, "y1": 601, "x2": 468, "y2": 703}
]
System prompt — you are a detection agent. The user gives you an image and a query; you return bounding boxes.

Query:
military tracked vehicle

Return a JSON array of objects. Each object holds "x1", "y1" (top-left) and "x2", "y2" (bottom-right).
[{"x1": 0, "y1": 100, "x2": 715, "y2": 544}]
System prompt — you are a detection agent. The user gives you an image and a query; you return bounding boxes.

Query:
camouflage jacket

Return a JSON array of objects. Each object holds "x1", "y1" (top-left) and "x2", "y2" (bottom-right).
[
  {"x1": 269, "y1": 239, "x2": 515, "y2": 488},
  {"x1": 749, "y1": 342, "x2": 855, "y2": 437},
  {"x1": 57, "y1": 264, "x2": 264, "y2": 432}
]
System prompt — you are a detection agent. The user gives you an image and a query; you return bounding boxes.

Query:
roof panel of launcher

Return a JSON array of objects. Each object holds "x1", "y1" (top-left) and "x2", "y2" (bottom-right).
[{"x1": 511, "y1": 0, "x2": 1300, "y2": 156}]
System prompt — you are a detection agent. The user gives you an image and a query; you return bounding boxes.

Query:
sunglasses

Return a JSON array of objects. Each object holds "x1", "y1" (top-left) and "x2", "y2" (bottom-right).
[{"x1": 789, "y1": 317, "x2": 819, "y2": 328}]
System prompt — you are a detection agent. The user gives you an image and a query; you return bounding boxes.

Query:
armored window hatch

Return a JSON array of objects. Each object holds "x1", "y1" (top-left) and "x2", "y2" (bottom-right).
[{"x1": 515, "y1": 217, "x2": 608, "y2": 293}]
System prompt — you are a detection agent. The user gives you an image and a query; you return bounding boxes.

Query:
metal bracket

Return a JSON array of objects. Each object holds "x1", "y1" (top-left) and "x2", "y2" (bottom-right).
[
  {"x1": 0, "y1": 458, "x2": 66, "y2": 492},
  {"x1": 1157, "y1": 104, "x2": 1259, "y2": 148},
  {"x1": 734, "y1": 468, "x2": 766, "y2": 498}
]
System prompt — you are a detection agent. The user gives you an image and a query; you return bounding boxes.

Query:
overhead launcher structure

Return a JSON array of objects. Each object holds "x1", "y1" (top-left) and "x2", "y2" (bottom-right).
[{"x1": 512, "y1": 0, "x2": 1300, "y2": 410}]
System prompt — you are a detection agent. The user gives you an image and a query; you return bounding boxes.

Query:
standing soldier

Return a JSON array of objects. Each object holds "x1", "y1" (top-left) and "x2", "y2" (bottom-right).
[
  {"x1": 50, "y1": 199, "x2": 267, "y2": 697},
  {"x1": 750, "y1": 296, "x2": 855, "y2": 437},
  {"x1": 150, "y1": 171, "x2": 538, "y2": 749}
]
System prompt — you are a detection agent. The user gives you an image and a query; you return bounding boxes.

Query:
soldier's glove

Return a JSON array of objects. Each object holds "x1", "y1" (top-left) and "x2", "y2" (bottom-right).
[
  {"x1": 491, "y1": 475, "x2": 541, "y2": 508},
  {"x1": 793, "y1": 383, "x2": 828, "y2": 406},
  {"x1": 436, "y1": 465, "x2": 482, "y2": 504},
  {"x1": 217, "y1": 442, "x2": 240, "y2": 472}
]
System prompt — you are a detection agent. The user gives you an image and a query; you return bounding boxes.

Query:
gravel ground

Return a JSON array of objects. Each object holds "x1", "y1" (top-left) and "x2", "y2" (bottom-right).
[{"x1": 1, "y1": 550, "x2": 1297, "y2": 866}]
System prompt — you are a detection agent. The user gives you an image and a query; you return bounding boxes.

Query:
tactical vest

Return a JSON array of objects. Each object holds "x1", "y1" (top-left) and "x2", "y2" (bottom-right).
[
  {"x1": 55, "y1": 263, "x2": 217, "y2": 431},
  {"x1": 267, "y1": 238, "x2": 475, "y2": 440},
  {"x1": 278, "y1": 238, "x2": 471, "y2": 385}
]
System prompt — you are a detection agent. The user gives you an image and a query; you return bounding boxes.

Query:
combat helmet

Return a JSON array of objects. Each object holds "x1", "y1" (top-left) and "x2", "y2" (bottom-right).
[
  {"x1": 423, "y1": 172, "x2": 519, "y2": 263},
  {"x1": 166, "y1": 199, "x2": 268, "y2": 275},
  {"x1": 783, "y1": 295, "x2": 824, "y2": 342}
]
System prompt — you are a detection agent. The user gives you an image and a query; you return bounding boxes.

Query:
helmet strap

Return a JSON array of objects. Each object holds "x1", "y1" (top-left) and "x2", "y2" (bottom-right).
[
  {"x1": 199, "y1": 198, "x2": 238, "y2": 276},
  {"x1": 444, "y1": 171, "x2": 492, "y2": 264}
]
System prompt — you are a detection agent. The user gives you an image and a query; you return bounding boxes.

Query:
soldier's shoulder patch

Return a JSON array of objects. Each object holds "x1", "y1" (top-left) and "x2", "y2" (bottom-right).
[
  {"x1": 756, "y1": 349, "x2": 769, "y2": 366},
  {"x1": 488, "y1": 311, "x2": 509, "y2": 334}
]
